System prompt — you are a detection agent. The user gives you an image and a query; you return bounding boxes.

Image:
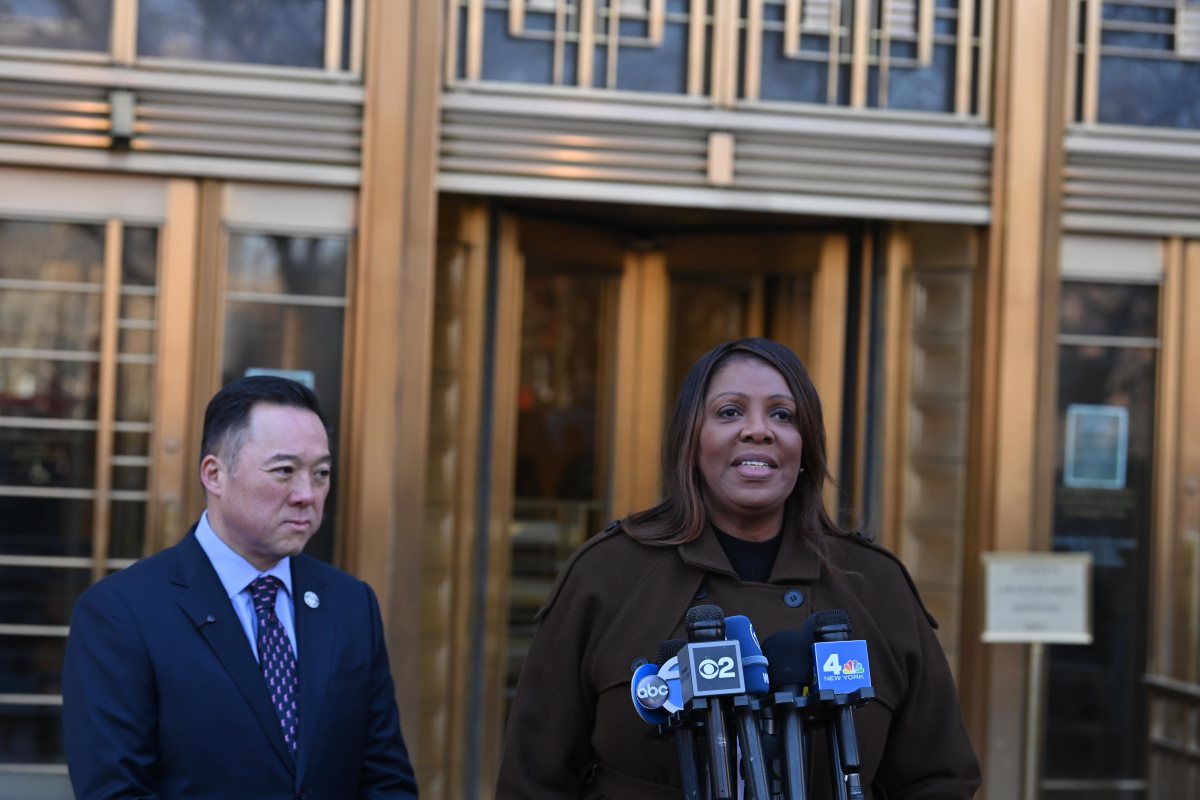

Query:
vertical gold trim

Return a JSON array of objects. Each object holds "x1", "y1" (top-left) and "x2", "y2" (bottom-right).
[
  {"x1": 553, "y1": 0, "x2": 567, "y2": 85},
  {"x1": 580, "y1": 0, "x2": 597, "y2": 88},
  {"x1": 1177, "y1": 240, "x2": 1200, "y2": 681},
  {"x1": 918, "y1": 0, "x2": 934, "y2": 66},
  {"x1": 850, "y1": 0, "x2": 869, "y2": 108},
  {"x1": 811, "y1": 233, "x2": 848, "y2": 515},
  {"x1": 326, "y1": 0, "x2": 345, "y2": 72},
  {"x1": 827, "y1": 0, "x2": 843, "y2": 104},
  {"x1": 649, "y1": 0, "x2": 666, "y2": 44},
  {"x1": 446, "y1": 0, "x2": 462, "y2": 83},
  {"x1": 881, "y1": 229, "x2": 911, "y2": 554},
  {"x1": 955, "y1": 0, "x2": 975, "y2": 116},
  {"x1": 879, "y1": 0, "x2": 892, "y2": 107},
  {"x1": 744, "y1": 0, "x2": 763, "y2": 101},
  {"x1": 850, "y1": 232, "x2": 874, "y2": 514},
  {"x1": 785, "y1": 0, "x2": 801, "y2": 57},
  {"x1": 688, "y1": 0, "x2": 706, "y2": 96},
  {"x1": 1154, "y1": 238, "x2": 1183, "y2": 676},
  {"x1": 110, "y1": 0, "x2": 137, "y2": 65},
  {"x1": 351, "y1": 0, "x2": 367, "y2": 75},
  {"x1": 611, "y1": 252, "x2": 669, "y2": 516},
  {"x1": 1083, "y1": 0, "x2": 1101, "y2": 124},
  {"x1": 467, "y1": 0, "x2": 485, "y2": 80},
  {"x1": 711, "y1": 0, "x2": 738, "y2": 107},
  {"x1": 482, "y1": 213, "x2": 524, "y2": 791},
  {"x1": 978, "y1": 0, "x2": 994, "y2": 122},
  {"x1": 92, "y1": 220, "x2": 123, "y2": 582},
  {"x1": 150, "y1": 180, "x2": 199, "y2": 554},
  {"x1": 510, "y1": 0, "x2": 525, "y2": 35}
]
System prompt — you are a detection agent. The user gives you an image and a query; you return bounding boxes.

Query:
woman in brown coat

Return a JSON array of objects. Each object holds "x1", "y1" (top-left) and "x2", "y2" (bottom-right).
[{"x1": 497, "y1": 338, "x2": 980, "y2": 798}]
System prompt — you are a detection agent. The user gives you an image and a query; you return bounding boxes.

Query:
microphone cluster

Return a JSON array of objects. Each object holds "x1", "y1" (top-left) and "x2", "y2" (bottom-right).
[{"x1": 629, "y1": 605, "x2": 875, "y2": 800}]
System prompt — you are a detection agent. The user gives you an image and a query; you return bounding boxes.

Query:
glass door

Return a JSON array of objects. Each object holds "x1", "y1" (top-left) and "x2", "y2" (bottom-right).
[{"x1": 0, "y1": 169, "x2": 195, "y2": 791}]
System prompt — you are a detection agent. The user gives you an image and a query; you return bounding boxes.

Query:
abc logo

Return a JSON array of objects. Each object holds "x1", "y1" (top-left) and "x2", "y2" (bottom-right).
[
  {"x1": 635, "y1": 675, "x2": 670, "y2": 709},
  {"x1": 698, "y1": 658, "x2": 720, "y2": 680}
]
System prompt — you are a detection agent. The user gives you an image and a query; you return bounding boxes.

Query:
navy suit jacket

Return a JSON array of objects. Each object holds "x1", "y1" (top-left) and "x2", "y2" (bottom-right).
[{"x1": 63, "y1": 530, "x2": 418, "y2": 799}]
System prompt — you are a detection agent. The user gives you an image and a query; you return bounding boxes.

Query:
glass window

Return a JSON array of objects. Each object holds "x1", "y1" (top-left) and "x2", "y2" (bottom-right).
[
  {"x1": 0, "y1": 0, "x2": 112, "y2": 52},
  {"x1": 138, "y1": 0, "x2": 326, "y2": 68},
  {"x1": 222, "y1": 232, "x2": 350, "y2": 564}
]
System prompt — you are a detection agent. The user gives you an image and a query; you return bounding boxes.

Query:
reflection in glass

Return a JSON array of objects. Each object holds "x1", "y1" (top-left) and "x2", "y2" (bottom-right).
[
  {"x1": 0, "y1": 635, "x2": 66, "y2": 695},
  {"x1": 669, "y1": 278, "x2": 749, "y2": 399},
  {"x1": 507, "y1": 270, "x2": 614, "y2": 710},
  {"x1": 1046, "y1": 276, "x2": 1158, "y2": 791},
  {"x1": 0, "y1": 428, "x2": 96, "y2": 489},
  {"x1": 223, "y1": 233, "x2": 350, "y2": 565},
  {"x1": 109, "y1": 500, "x2": 148, "y2": 560},
  {"x1": 0, "y1": 704, "x2": 63, "y2": 764},
  {"x1": 0, "y1": 497, "x2": 92, "y2": 557},
  {"x1": 0, "y1": 0, "x2": 112, "y2": 52},
  {"x1": 0, "y1": 566, "x2": 90, "y2": 627},
  {"x1": 138, "y1": 0, "x2": 326, "y2": 68}
]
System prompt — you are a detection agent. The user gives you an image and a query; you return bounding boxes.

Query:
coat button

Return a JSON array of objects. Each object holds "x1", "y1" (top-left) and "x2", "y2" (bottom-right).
[
  {"x1": 783, "y1": 589, "x2": 804, "y2": 608},
  {"x1": 694, "y1": 584, "x2": 709, "y2": 600}
]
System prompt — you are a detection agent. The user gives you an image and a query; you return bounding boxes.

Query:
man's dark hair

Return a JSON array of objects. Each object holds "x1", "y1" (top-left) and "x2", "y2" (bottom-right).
[{"x1": 201, "y1": 375, "x2": 330, "y2": 465}]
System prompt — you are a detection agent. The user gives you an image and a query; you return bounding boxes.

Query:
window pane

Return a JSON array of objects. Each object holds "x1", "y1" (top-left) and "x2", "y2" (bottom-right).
[
  {"x1": 1060, "y1": 282, "x2": 1159, "y2": 339},
  {"x1": 0, "y1": 497, "x2": 92, "y2": 557},
  {"x1": 0, "y1": 0, "x2": 112, "y2": 52},
  {"x1": 0, "y1": 704, "x2": 63, "y2": 765},
  {"x1": 0, "y1": 635, "x2": 66, "y2": 695},
  {"x1": 0, "y1": 429, "x2": 96, "y2": 489},
  {"x1": 138, "y1": 0, "x2": 326, "y2": 68},
  {"x1": 0, "y1": 566, "x2": 90, "y2": 627}
]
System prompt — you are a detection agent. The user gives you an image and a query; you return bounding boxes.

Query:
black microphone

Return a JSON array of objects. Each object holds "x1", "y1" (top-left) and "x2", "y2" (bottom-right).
[
  {"x1": 811, "y1": 609, "x2": 866, "y2": 800},
  {"x1": 683, "y1": 604, "x2": 736, "y2": 800},
  {"x1": 761, "y1": 623, "x2": 815, "y2": 800},
  {"x1": 657, "y1": 639, "x2": 702, "y2": 800}
]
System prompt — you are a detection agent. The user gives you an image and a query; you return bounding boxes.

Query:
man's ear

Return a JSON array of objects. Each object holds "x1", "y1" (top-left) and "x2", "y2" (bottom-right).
[{"x1": 200, "y1": 454, "x2": 223, "y2": 496}]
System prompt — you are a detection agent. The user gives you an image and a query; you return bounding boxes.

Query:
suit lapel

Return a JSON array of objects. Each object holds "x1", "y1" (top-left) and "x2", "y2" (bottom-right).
[
  {"x1": 291, "y1": 556, "x2": 334, "y2": 783},
  {"x1": 172, "y1": 534, "x2": 295, "y2": 772}
]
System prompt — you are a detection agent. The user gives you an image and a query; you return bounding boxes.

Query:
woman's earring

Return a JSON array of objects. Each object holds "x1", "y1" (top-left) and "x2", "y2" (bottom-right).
[{"x1": 798, "y1": 467, "x2": 805, "y2": 473}]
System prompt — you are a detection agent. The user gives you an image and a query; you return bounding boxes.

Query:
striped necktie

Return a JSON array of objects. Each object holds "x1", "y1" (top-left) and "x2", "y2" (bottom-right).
[{"x1": 249, "y1": 575, "x2": 299, "y2": 757}]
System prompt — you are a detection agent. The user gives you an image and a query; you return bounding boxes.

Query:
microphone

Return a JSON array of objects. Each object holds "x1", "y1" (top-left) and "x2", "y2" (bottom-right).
[
  {"x1": 762, "y1": 623, "x2": 815, "y2": 800},
  {"x1": 658, "y1": 639, "x2": 701, "y2": 800},
  {"x1": 724, "y1": 615, "x2": 771, "y2": 800},
  {"x1": 681, "y1": 604, "x2": 739, "y2": 800},
  {"x1": 811, "y1": 610, "x2": 870, "y2": 800}
]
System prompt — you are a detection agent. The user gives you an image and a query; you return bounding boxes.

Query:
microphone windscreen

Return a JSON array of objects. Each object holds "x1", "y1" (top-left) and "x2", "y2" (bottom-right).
[
  {"x1": 657, "y1": 638, "x2": 686, "y2": 666},
  {"x1": 811, "y1": 608, "x2": 852, "y2": 641},
  {"x1": 725, "y1": 615, "x2": 770, "y2": 696},
  {"x1": 685, "y1": 604, "x2": 725, "y2": 624},
  {"x1": 685, "y1": 603, "x2": 726, "y2": 642},
  {"x1": 761, "y1": 629, "x2": 814, "y2": 689}
]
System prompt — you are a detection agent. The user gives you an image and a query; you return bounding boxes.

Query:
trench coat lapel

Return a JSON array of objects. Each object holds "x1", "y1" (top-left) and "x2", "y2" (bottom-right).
[
  {"x1": 172, "y1": 534, "x2": 296, "y2": 771},
  {"x1": 291, "y1": 556, "x2": 333, "y2": 785}
]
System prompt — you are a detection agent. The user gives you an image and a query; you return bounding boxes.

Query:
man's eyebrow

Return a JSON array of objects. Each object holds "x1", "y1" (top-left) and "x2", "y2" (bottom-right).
[{"x1": 263, "y1": 452, "x2": 333, "y2": 463}]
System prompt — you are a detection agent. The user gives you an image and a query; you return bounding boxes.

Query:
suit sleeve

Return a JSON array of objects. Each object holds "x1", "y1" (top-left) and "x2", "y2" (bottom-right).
[
  {"x1": 495, "y1": 564, "x2": 599, "y2": 798},
  {"x1": 358, "y1": 582, "x2": 420, "y2": 799},
  {"x1": 873, "y1": 594, "x2": 982, "y2": 799},
  {"x1": 62, "y1": 582, "x2": 162, "y2": 800}
]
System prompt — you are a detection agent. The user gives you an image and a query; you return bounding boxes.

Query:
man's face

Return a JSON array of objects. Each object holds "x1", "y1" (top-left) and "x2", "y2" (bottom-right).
[{"x1": 201, "y1": 403, "x2": 331, "y2": 571}]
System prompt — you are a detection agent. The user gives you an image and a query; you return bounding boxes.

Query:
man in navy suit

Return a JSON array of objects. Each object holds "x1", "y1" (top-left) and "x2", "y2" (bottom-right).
[{"x1": 63, "y1": 376, "x2": 419, "y2": 799}]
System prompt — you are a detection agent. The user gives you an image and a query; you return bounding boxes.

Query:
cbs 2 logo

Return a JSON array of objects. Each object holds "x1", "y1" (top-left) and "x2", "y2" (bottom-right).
[{"x1": 697, "y1": 656, "x2": 737, "y2": 680}]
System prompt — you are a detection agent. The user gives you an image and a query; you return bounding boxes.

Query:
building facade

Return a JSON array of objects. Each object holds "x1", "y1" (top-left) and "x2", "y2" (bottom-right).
[{"x1": 0, "y1": 1, "x2": 1197, "y2": 798}]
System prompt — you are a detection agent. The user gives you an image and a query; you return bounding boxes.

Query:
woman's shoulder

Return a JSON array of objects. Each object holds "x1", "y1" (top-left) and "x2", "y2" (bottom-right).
[
  {"x1": 535, "y1": 520, "x2": 676, "y2": 621},
  {"x1": 823, "y1": 531, "x2": 939, "y2": 629}
]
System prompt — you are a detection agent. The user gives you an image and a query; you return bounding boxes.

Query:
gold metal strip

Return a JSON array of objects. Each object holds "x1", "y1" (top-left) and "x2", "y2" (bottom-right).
[
  {"x1": 326, "y1": 0, "x2": 345, "y2": 72},
  {"x1": 1153, "y1": 236, "x2": 1183, "y2": 676},
  {"x1": 688, "y1": 0, "x2": 706, "y2": 96},
  {"x1": 609, "y1": 0, "x2": 622, "y2": 90},
  {"x1": 851, "y1": 0, "x2": 870, "y2": 108},
  {"x1": 579, "y1": 0, "x2": 597, "y2": 87},
  {"x1": 467, "y1": 0, "x2": 485, "y2": 80},
  {"x1": 0, "y1": 625, "x2": 70, "y2": 637},
  {"x1": 92, "y1": 220, "x2": 122, "y2": 584},
  {"x1": 785, "y1": 0, "x2": 801, "y2": 58},
  {"x1": 827, "y1": 0, "x2": 843, "y2": 104},
  {"x1": 351, "y1": 0, "x2": 366, "y2": 74},
  {"x1": 918, "y1": 0, "x2": 934, "y2": 66},
  {"x1": 956, "y1": 0, "x2": 976, "y2": 115},
  {"x1": 978, "y1": 0, "x2": 994, "y2": 122},
  {"x1": 1083, "y1": 0, "x2": 1102, "y2": 124},
  {"x1": 110, "y1": 0, "x2": 136, "y2": 66},
  {"x1": 880, "y1": 228, "x2": 909, "y2": 552},
  {"x1": 812, "y1": 233, "x2": 848, "y2": 515},
  {"x1": 554, "y1": 0, "x2": 567, "y2": 85},
  {"x1": 510, "y1": 0, "x2": 526, "y2": 36},
  {"x1": 650, "y1": 0, "x2": 666, "y2": 45},
  {"x1": 1064, "y1": 0, "x2": 1079, "y2": 125},
  {"x1": 716, "y1": 0, "x2": 739, "y2": 107},
  {"x1": 744, "y1": 0, "x2": 763, "y2": 101}
]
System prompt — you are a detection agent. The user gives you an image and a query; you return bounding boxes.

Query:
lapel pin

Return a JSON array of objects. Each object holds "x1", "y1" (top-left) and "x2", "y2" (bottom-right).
[{"x1": 304, "y1": 591, "x2": 320, "y2": 609}]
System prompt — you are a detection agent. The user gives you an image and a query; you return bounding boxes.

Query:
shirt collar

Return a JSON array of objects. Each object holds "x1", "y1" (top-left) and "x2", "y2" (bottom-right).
[{"x1": 195, "y1": 511, "x2": 293, "y2": 599}]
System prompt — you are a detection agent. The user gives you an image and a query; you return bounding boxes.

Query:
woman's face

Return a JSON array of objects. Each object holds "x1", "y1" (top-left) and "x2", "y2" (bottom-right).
[{"x1": 697, "y1": 356, "x2": 804, "y2": 541}]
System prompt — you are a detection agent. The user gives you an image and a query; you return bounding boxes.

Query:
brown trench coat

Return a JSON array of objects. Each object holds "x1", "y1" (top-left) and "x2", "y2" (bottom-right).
[{"x1": 496, "y1": 522, "x2": 981, "y2": 799}]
